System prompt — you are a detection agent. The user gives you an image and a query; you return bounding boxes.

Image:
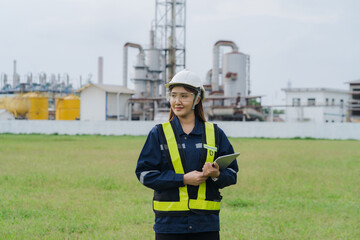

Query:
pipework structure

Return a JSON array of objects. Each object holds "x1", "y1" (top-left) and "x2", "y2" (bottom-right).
[
  {"x1": 204, "y1": 40, "x2": 264, "y2": 121},
  {"x1": 154, "y1": 0, "x2": 186, "y2": 84},
  {"x1": 123, "y1": 2, "x2": 263, "y2": 121},
  {"x1": 123, "y1": 0, "x2": 186, "y2": 120}
]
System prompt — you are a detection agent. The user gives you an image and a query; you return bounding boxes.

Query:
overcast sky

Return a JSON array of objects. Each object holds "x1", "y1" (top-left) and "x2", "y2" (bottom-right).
[{"x1": 1, "y1": 0, "x2": 359, "y2": 105}]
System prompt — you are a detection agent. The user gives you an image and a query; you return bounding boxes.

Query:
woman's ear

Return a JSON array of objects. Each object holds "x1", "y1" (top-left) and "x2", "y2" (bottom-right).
[{"x1": 195, "y1": 96, "x2": 201, "y2": 105}]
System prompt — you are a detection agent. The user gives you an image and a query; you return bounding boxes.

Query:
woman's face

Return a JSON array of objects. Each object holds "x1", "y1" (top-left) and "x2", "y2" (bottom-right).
[{"x1": 169, "y1": 86, "x2": 197, "y2": 119}]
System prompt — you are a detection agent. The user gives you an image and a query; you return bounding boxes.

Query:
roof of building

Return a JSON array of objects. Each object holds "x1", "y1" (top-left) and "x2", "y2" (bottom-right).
[
  {"x1": 77, "y1": 83, "x2": 136, "y2": 94},
  {"x1": 282, "y1": 87, "x2": 349, "y2": 94},
  {"x1": 347, "y1": 79, "x2": 360, "y2": 84}
]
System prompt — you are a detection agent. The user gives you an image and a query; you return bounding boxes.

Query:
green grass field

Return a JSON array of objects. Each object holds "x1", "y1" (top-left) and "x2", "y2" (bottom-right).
[{"x1": 0, "y1": 134, "x2": 359, "y2": 239}]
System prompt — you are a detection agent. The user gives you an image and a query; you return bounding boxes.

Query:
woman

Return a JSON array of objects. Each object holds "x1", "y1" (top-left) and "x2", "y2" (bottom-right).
[{"x1": 135, "y1": 69, "x2": 238, "y2": 240}]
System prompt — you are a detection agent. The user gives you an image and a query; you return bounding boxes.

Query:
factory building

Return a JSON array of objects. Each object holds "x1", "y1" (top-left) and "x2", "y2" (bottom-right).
[
  {"x1": 282, "y1": 88, "x2": 349, "y2": 123},
  {"x1": 1, "y1": 1, "x2": 264, "y2": 122},
  {"x1": 77, "y1": 83, "x2": 135, "y2": 121},
  {"x1": 347, "y1": 79, "x2": 360, "y2": 122}
]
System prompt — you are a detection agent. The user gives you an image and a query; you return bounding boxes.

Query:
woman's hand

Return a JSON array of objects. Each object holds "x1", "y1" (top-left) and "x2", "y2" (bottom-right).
[
  {"x1": 183, "y1": 171, "x2": 208, "y2": 186},
  {"x1": 202, "y1": 162, "x2": 220, "y2": 178}
]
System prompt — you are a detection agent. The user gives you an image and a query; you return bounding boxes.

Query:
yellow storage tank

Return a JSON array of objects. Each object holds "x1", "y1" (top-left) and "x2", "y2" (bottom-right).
[
  {"x1": 56, "y1": 94, "x2": 80, "y2": 120},
  {"x1": 23, "y1": 92, "x2": 49, "y2": 120},
  {"x1": 0, "y1": 97, "x2": 8, "y2": 109},
  {"x1": 5, "y1": 96, "x2": 30, "y2": 118}
]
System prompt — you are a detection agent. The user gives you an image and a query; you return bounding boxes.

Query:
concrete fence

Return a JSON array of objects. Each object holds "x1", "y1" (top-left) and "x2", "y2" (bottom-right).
[{"x1": 0, "y1": 120, "x2": 359, "y2": 140}]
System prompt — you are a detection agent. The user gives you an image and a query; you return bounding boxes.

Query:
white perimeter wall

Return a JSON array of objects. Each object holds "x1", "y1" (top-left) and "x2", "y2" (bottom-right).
[{"x1": 0, "y1": 120, "x2": 359, "y2": 140}]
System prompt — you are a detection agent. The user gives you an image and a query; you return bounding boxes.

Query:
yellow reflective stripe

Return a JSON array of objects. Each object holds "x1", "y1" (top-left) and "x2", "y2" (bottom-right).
[
  {"x1": 155, "y1": 122, "x2": 220, "y2": 213},
  {"x1": 162, "y1": 122, "x2": 184, "y2": 174},
  {"x1": 197, "y1": 122, "x2": 216, "y2": 202},
  {"x1": 197, "y1": 182, "x2": 206, "y2": 201},
  {"x1": 189, "y1": 199, "x2": 221, "y2": 210},
  {"x1": 178, "y1": 185, "x2": 188, "y2": 204},
  {"x1": 154, "y1": 189, "x2": 189, "y2": 211},
  {"x1": 155, "y1": 123, "x2": 188, "y2": 212},
  {"x1": 205, "y1": 122, "x2": 216, "y2": 164}
]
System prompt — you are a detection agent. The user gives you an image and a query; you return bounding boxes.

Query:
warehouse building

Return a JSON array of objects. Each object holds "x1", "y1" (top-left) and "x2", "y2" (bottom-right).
[
  {"x1": 78, "y1": 83, "x2": 135, "y2": 121},
  {"x1": 282, "y1": 88, "x2": 349, "y2": 123},
  {"x1": 347, "y1": 79, "x2": 360, "y2": 122}
]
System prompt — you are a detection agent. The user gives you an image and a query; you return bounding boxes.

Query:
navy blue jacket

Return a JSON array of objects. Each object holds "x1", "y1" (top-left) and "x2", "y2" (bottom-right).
[{"x1": 135, "y1": 116, "x2": 238, "y2": 234}]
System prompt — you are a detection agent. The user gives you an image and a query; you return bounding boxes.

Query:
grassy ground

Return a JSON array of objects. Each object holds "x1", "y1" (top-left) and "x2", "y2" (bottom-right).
[{"x1": 0, "y1": 134, "x2": 359, "y2": 239}]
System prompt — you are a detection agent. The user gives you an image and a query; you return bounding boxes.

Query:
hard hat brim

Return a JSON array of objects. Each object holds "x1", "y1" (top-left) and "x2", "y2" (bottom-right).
[
  {"x1": 165, "y1": 82, "x2": 205, "y2": 101},
  {"x1": 165, "y1": 82, "x2": 198, "y2": 90}
]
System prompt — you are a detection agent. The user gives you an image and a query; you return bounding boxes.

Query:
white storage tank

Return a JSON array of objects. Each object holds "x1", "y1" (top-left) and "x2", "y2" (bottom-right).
[
  {"x1": 134, "y1": 52, "x2": 147, "y2": 79},
  {"x1": 133, "y1": 52, "x2": 150, "y2": 97},
  {"x1": 147, "y1": 49, "x2": 162, "y2": 97},
  {"x1": 147, "y1": 49, "x2": 161, "y2": 72},
  {"x1": 222, "y1": 52, "x2": 247, "y2": 106}
]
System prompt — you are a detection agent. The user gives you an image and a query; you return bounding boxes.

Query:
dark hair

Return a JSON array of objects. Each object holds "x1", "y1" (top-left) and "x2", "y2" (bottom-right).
[{"x1": 168, "y1": 85, "x2": 206, "y2": 122}]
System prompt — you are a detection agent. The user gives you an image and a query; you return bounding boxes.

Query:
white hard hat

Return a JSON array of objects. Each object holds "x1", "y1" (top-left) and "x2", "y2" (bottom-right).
[{"x1": 165, "y1": 69, "x2": 205, "y2": 101}]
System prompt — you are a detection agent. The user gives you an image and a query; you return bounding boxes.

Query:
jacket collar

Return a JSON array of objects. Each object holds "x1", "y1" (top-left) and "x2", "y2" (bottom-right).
[{"x1": 172, "y1": 115, "x2": 203, "y2": 136}]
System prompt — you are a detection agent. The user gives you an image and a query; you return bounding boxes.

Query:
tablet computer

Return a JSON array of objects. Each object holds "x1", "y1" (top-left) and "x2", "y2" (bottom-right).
[{"x1": 213, "y1": 152, "x2": 240, "y2": 170}]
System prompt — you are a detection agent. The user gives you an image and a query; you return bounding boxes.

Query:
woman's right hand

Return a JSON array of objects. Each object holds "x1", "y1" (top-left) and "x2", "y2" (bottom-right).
[{"x1": 183, "y1": 171, "x2": 208, "y2": 186}]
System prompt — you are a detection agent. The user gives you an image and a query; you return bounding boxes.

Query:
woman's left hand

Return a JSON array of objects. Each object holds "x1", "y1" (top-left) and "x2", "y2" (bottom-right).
[{"x1": 202, "y1": 162, "x2": 220, "y2": 178}]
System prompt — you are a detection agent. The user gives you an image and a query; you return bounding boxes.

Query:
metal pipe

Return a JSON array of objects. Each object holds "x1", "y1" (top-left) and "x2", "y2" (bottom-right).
[
  {"x1": 168, "y1": 0, "x2": 176, "y2": 82},
  {"x1": 128, "y1": 102, "x2": 133, "y2": 121},
  {"x1": 98, "y1": 57, "x2": 103, "y2": 84},
  {"x1": 161, "y1": 53, "x2": 166, "y2": 97},
  {"x1": 246, "y1": 54, "x2": 251, "y2": 95},
  {"x1": 212, "y1": 40, "x2": 238, "y2": 91},
  {"x1": 150, "y1": 30, "x2": 155, "y2": 49},
  {"x1": 125, "y1": 99, "x2": 129, "y2": 120},
  {"x1": 123, "y1": 42, "x2": 144, "y2": 88},
  {"x1": 13, "y1": 60, "x2": 18, "y2": 88},
  {"x1": 205, "y1": 69, "x2": 212, "y2": 85},
  {"x1": 206, "y1": 68, "x2": 222, "y2": 86},
  {"x1": 117, "y1": 91, "x2": 121, "y2": 120}
]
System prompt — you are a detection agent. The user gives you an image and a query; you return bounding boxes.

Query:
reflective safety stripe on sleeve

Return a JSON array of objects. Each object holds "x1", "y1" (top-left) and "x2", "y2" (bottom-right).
[{"x1": 140, "y1": 170, "x2": 160, "y2": 184}]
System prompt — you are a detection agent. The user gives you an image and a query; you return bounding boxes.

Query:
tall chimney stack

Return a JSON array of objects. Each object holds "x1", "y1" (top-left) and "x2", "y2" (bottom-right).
[
  {"x1": 13, "y1": 60, "x2": 19, "y2": 88},
  {"x1": 98, "y1": 57, "x2": 103, "y2": 84}
]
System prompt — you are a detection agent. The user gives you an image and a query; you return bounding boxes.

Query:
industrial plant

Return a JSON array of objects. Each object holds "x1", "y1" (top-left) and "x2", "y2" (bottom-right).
[{"x1": 0, "y1": 0, "x2": 358, "y2": 123}]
